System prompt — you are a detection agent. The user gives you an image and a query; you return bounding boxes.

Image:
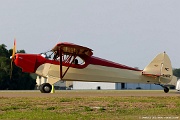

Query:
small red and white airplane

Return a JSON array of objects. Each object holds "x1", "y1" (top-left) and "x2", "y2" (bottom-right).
[{"x1": 11, "y1": 40, "x2": 177, "y2": 93}]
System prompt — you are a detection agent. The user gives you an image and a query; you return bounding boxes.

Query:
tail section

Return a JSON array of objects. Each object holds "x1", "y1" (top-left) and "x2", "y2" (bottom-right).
[{"x1": 142, "y1": 52, "x2": 173, "y2": 84}]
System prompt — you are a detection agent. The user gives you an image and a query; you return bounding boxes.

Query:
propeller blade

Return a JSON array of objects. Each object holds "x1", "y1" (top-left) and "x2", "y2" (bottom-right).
[
  {"x1": 10, "y1": 60, "x2": 13, "y2": 79},
  {"x1": 10, "y1": 38, "x2": 16, "y2": 79},
  {"x1": 12, "y1": 39, "x2": 16, "y2": 60}
]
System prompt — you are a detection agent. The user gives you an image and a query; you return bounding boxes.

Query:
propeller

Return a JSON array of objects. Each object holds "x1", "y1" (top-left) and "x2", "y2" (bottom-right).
[{"x1": 10, "y1": 39, "x2": 16, "y2": 79}]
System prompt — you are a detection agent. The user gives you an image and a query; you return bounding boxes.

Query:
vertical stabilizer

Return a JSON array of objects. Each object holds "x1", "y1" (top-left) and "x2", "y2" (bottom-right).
[{"x1": 142, "y1": 52, "x2": 172, "y2": 83}]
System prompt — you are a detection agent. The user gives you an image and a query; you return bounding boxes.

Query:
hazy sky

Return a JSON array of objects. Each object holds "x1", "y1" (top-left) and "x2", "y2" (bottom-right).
[{"x1": 0, "y1": 0, "x2": 180, "y2": 69}]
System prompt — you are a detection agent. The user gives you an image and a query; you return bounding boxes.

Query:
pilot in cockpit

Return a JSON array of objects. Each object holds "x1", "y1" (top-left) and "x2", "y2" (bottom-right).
[
  {"x1": 53, "y1": 51, "x2": 59, "y2": 60},
  {"x1": 74, "y1": 59, "x2": 78, "y2": 64}
]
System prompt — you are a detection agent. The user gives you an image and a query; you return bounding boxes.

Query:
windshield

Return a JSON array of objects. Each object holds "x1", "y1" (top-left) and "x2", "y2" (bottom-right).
[{"x1": 40, "y1": 51, "x2": 55, "y2": 60}]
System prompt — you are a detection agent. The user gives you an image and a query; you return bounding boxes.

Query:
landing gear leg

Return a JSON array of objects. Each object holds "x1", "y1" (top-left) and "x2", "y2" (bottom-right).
[{"x1": 155, "y1": 84, "x2": 169, "y2": 93}]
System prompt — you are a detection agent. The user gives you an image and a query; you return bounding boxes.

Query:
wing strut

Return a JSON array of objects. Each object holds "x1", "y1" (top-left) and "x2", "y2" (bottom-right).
[
  {"x1": 60, "y1": 48, "x2": 63, "y2": 79},
  {"x1": 59, "y1": 47, "x2": 77, "y2": 79}
]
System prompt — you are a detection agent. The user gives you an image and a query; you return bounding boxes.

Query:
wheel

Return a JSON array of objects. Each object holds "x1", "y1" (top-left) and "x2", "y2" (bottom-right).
[
  {"x1": 39, "y1": 83, "x2": 52, "y2": 93},
  {"x1": 39, "y1": 84, "x2": 44, "y2": 93},
  {"x1": 164, "y1": 87, "x2": 169, "y2": 93}
]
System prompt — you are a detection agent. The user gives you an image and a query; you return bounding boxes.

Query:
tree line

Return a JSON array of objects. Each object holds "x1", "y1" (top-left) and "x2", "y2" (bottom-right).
[{"x1": 0, "y1": 44, "x2": 36, "y2": 90}]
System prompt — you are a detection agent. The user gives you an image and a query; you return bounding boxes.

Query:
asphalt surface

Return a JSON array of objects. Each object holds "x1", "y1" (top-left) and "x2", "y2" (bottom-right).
[{"x1": 0, "y1": 90, "x2": 179, "y2": 97}]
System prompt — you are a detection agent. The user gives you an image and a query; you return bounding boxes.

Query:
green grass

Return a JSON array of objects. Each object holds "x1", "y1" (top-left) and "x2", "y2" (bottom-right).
[{"x1": 0, "y1": 93, "x2": 179, "y2": 120}]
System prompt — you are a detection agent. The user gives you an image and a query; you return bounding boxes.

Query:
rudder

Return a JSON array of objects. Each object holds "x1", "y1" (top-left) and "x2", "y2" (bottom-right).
[{"x1": 142, "y1": 52, "x2": 172, "y2": 84}]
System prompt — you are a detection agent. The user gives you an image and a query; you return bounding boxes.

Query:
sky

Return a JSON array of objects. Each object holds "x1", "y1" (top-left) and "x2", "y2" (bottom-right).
[{"x1": 0, "y1": 0, "x2": 180, "y2": 69}]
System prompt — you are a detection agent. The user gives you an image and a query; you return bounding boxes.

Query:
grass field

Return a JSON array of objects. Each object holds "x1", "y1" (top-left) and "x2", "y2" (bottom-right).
[{"x1": 0, "y1": 90, "x2": 179, "y2": 120}]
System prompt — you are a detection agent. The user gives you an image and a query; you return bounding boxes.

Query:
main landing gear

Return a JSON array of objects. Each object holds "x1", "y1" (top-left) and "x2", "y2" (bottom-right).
[
  {"x1": 39, "y1": 83, "x2": 52, "y2": 93},
  {"x1": 156, "y1": 84, "x2": 169, "y2": 93}
]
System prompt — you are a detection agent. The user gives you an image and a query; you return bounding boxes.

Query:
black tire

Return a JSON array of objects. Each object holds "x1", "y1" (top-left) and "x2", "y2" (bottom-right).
[
  {"x1": 39, "y1": 83, "x2": 52, "y2": 93},
  {"x1": 164, "y1": 87, "x2": 169, "y2": 93},
  {"x1": 39, "y1": 84, "x2": 44, "y2": 93}
]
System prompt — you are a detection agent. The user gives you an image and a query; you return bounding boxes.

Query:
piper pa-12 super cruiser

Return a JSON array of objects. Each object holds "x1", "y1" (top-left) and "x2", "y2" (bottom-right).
[{"x1": 11, "y1": 40, "x2": 177, "y2": 93}]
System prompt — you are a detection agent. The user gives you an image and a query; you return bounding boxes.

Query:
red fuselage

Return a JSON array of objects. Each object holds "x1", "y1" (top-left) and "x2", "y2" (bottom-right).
[
  {"x1": 14, "y1": 53, "x2": 141, "y2": 73},
  {"x1": 14, "y1": 54, "x2": 56, "y2": 73}
]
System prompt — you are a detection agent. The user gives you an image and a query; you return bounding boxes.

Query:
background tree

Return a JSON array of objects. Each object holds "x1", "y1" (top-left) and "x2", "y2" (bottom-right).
[
  {"x1": 0, "y1": 44, "x2": 10, "y2": 57},
  {"x1": 0, "y1": 44, "x2": 36, "y2": 90},
  {"x1": 173, "y1": 68, "x2": 180, "y2": 79}
]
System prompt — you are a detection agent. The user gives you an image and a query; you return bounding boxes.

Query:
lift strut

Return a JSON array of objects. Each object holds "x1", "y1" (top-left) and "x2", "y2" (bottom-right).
[{"x1": 59, "y1": 47, "x2": 77, "y2": 79}]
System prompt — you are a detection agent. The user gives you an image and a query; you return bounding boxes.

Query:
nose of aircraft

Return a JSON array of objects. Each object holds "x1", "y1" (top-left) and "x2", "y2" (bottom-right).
[{"x1": 13, "y1": 53, "x2": 38, "y2": 73}]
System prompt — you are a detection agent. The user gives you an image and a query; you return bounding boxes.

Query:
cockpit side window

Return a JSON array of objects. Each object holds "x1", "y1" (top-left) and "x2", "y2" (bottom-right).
[
  {"x1": 73, "y1": 56, "x2": 85, "y2": 65},
  {"x1": 61, "y1": 54, "x2": 85, "y2": 65},
  {"x1": 41, "y1": 51, "x2": 85, "y2": 65}
]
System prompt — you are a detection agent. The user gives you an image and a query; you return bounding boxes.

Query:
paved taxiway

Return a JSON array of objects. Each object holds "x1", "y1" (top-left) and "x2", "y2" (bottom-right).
[{"x1": 0, "y1": 90, "x2": 179, "y2": 97}]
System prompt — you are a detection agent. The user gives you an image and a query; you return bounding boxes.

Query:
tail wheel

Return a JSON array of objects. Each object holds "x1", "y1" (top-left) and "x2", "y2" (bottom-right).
[
  {"x1": 39, "y1": 83, "x2": 52, "y2": 93},
  {"x1": 156, "y1": 84, "x2": 170, "y2": 93},
  {"x1": 164, "y1": 87, "x2": 169, "y2": 93}
]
